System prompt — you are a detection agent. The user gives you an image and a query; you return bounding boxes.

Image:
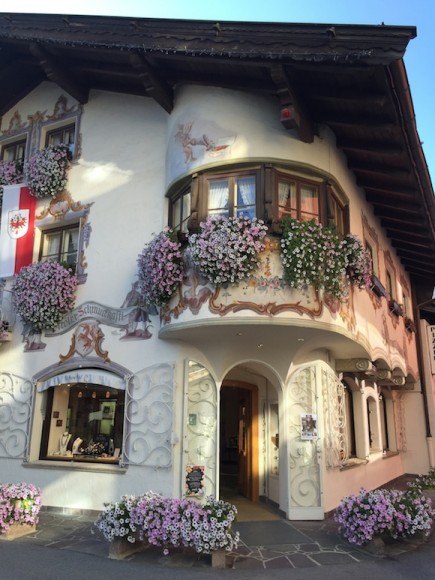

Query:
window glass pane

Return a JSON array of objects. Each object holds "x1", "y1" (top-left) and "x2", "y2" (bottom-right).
[
  {"x1": 44, "y1": 384, "x2": 124, "y2": 464},
  {"x1": 300, "y1": 185, "x2": 319, "y2": 220},
  {"x1": 61, "y1": 229, "x2": 79, "y2": 265},
  {"x1": 181, "y1": 191, "x2": 191, "y2": 232},
  {"x1": 172, "y1": 198, "x2": 181, "y2": 229},
  {"x1": 208, "y1": 178, "x2": 229, "y2": 217},
  {"x1": 278, "y1": 180, "x2": 297, "y2": 218},
  {"x1": 42, "y1": 232, "x2": 61, "y2": 260},
  {"x1": 235, "y1": 176, "x2": 256, "y2": 218}
]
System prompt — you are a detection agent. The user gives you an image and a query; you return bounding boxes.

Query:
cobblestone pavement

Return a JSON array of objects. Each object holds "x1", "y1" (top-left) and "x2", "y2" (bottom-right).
[{"x1": 10, "y1": 507, "x2": 429, "y2": 571}]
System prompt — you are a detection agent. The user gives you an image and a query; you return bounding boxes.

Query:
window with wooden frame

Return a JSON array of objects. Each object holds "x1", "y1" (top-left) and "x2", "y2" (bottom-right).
[
  {"x1": 45, "y1": 123, "x2": 76, "y2": 157},
  {"x1": 168, "y1": 164, "x2": 348, "y2": 234},
  {"x1": 39, "y1": 224, "x2": 80, "y2": 270},
  {"x1": 171, "y1": 187, "x2": 192, "y2": 233},
  {"x1": 1, "y1": 138, "x2": 26, "y2": 163},
  {"x1": 276, "y1": 172, "x2": 319, "y2": 222},
  {"x1": 206, "y1": 170, "x2": 257, "y2": 219}
]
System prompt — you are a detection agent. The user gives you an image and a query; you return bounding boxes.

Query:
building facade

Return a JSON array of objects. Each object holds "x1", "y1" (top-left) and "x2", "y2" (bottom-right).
[{"x1": 0, "y1": 14, "x2": 434, "y2": 519}]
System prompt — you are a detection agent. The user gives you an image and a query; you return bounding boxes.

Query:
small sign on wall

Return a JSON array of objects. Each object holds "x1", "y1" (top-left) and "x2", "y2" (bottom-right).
[
  {"x1": 427, "y1": 326, "x2": 435, "y2": 375},
  {"x1": 301, "y1": 413, "x2": 318, "y2": 440},
  {"x1": 185, "y1": 465, "x2": 205, "y2": 497}
]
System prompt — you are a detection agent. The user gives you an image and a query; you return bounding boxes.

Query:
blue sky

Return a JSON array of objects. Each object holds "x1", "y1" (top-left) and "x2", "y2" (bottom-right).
[{"x1": 3, "y1": 0, "x2": 434, "y2": 183}]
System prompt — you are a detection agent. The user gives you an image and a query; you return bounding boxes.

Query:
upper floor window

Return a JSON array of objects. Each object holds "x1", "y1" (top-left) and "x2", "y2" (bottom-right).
[
  {"x1": 172, "y1": 188, "x2": 191, "y2": 233},
  {"x1": 45, "y1": 123, "x2": 76, "y2": 157},
  {"x1": 168, "y1": 164, "x2": 347, "y2": 234},
  {"x1": 1, "y1": 138, "x2": 26, "y2": 163},
  {"x1": 277, "y1": 173, "x2": 319, "y2": 222},
  {"x1": 39, "y1": 224, "x2": 79, "y2": 270},
  {"x1": 207, "y1": 172, "x2": 256, "y2": 219},
  {"x1": 386, "y1": 271, "x2": 395, "y2": 300}
]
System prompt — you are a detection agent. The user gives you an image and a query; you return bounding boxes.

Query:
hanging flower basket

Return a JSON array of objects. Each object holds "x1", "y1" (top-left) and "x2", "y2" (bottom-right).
[
  {"x1": 24, "y1": 144, "x2": 70, "y2": 198},
  {"x1": 188, "y1": 215, "x2": 267, "y2": 286},
  {"x1": 0, "y1": 159, "x2": 23, "y2": 186},
  {"x1": 12, "y1": 261, "x2": 77, "y2": 331},
  {"x1": 137, "y1": 228, "x2": 183, "y2": 307}
]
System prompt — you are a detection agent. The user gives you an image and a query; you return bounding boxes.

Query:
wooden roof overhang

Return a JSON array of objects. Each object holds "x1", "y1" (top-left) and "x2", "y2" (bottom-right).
[{"x1": 0, "y1": 13, "x2": 433, "y2": 285}]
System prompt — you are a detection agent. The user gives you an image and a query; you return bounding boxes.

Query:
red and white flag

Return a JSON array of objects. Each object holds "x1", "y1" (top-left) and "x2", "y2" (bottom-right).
[{"x1": 0, "y1": 184, "x2": 36, "y2": 277}]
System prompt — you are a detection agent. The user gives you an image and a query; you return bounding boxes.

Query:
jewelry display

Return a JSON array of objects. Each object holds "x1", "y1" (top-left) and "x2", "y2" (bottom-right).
[{"x1": 59, "y1": 432, "x2": 71, "y2": 455}]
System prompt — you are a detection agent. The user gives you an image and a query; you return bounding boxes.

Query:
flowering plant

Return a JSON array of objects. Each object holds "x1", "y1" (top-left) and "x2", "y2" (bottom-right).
[
  {"x1": 137, "y1": 229, "x2": 183, "y2": 307},
  {"x1": 342, "y1": 234, "x2": 372, "y2": 289},
  {"x1": 0, "y1": 320, "x2": 10, "y2": 337},
  {"x1": 24, "y1": 144, "x2": 70, "y2": 198},
  {"x1": 188, "y1": 216, "x2": 267, "y2": 285},
  {"x1": 334, "y1": 487, "x2": 433, "y2": 545},
  {"x1": 131, "y1": 493, "x2": 239, "y2": 554},
  {"x1": 95, "y1": 492, "x2": 239, "y2": 555},
  {"x1": 13, "y1": 261, "x2": 77, "y2": 331},
  {"x1": 0, "y1": 159, "x2": 23, "y2": 186},
  {"x1": 280, "y1": 218, "x2": 372, "y2": 299},
  {"x1": 94, "y1": 496, "x2": 139, "y2": 543},
  {"x1": 0, "y1": 482, "x2": 42, "y2": 534},
  {"x1": 407, "y1": 468, "x2": 435, "y2": 493}
]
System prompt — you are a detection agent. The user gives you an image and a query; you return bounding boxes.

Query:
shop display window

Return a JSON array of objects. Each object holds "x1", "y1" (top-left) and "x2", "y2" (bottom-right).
[{"x1": 40, "y1": 383, "x2": 124, "y2": 464}]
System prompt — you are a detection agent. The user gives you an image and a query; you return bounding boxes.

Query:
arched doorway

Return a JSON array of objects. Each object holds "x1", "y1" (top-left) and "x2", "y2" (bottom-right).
[
  {"x1": 218, "y1": 365, "x2": 282, "y2": 514},
  {"x1": 219, "y1": 382, "x2": 259, "y2": 502}
]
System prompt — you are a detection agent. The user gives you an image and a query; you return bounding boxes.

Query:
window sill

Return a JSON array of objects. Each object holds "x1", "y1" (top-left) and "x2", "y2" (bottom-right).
[
  {"x1": 23, "y1": 459, "x2": 127, "y2": 474},
  {"x1": 382, "y1": 450, "x2": 399, "y2": 459},
  {"x1": 339, "y1": 458, "x2": 368, "y2": 471}
]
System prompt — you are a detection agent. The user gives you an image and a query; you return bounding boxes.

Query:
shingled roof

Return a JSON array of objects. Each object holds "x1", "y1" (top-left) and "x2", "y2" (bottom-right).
[{"x1": 0, "y1": 12, "x2": 433, "y2": 284}]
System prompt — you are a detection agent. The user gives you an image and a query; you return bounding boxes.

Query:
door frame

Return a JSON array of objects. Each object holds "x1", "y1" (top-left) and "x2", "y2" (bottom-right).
[{"x1": 220, "y1": 380, "x2": 259, "y2": 502}]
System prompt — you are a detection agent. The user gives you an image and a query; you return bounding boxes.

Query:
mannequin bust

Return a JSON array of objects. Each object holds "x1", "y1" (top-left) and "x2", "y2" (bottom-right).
[
  {"x1": 59, "y1": 432, "x2": 71, "y2": 455},
  {"x1": 72, "y1": 437, "x2": 83, "y2": 454}
]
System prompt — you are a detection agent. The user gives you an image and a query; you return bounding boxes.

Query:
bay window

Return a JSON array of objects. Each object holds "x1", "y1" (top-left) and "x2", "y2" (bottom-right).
[{"x1": 168, "y1": 163, "x2": 348, "y2": 235}]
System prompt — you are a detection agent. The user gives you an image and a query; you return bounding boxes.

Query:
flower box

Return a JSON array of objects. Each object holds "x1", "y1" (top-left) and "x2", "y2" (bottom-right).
[
  {"x1": 0, "y1": 522, "x2": 36, "y2": 541},
  {"x1": 108, "y1": 537, "x2": 147, "y2": 560},
  {"x1": 0, "y1": 330, "x2": 12, "y2": 342},
  {"x1": 389, "y1": 299, "x2": 404, "y2": 317},
  {"x1": 370, "y1": 275, "x2": 387, "y2": 298},
  {"x1": 405, "y1": 317, "x2": 416, "y2": 333}
]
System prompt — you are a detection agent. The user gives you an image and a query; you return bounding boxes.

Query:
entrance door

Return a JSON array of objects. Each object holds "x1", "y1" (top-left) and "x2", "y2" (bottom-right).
[{"x1": 220, "y1": 383, "x2": 258, "y2": 501}]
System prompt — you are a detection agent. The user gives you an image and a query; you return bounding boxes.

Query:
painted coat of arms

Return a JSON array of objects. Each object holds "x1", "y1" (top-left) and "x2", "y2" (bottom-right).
[{"x1": 8, "y1": 210, "x2": 29, "y2": 239}]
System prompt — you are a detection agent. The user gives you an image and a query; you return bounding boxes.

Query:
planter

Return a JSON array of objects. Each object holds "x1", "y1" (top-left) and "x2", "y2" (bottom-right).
[
  {"x1": 389, "y1": 299, "x2": 403, "y2": 317},
  {"x1": 0, "y1": 522, "x2": 36, "y2": 541},
  {"x1": 108, "y1": 538, "x2": 147, "y2": 560},
  {"x1": 0, "y1": 331, "x2": 12, "y2": 342},
  {"x1": 371, "y1": 275, "x2": 387, "y2": 298},
  {"x1": 211, "y1": 549, "x2": 227, "y2": 568},
  {"x1": 405, "y1": 317, "x2": 416, "y2": 333}
]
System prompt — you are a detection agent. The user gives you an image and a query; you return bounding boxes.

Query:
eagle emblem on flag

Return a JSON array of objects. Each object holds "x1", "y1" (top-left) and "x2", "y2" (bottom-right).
[{"x1": 8, "y1": 210, "x2": 29, "y2": 239}]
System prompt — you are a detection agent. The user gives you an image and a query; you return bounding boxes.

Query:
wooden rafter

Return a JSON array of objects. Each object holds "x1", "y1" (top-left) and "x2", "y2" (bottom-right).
[
  {"x1": 269, "y1": 64, "x2": 314, "y2": 143},
  {"x1": 29, "y1": 43, "x2": 89, "y2": 104},
  {"x1": 129, "y1": 53, "x2": 173, "y2": 113}
]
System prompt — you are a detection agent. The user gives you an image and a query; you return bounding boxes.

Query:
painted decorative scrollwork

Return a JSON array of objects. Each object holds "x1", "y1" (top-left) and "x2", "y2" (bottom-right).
[
  {"x1": 123, "y1": 363, "x2": 174, "y2": 467},
  {"x1": 321, "y1": 368, "x2": 348, "y2": 468},
  {"x1": 186, "y1": 361, "x2": 217, "y2": 498},
  {"x1": 0, "y1": 373, "x2": 33, "y2": 459},
  {"x1": 394, "y1": 393, "x2": 407, "y2": 452},
  {"x1": 288, "y1": 366, "x2": 321, "y2": 508}
]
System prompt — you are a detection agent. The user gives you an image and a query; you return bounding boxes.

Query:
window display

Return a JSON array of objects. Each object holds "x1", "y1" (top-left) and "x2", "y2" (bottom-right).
[{"x1": 40, "y1": 383, "x2": 124, "y2": 464}]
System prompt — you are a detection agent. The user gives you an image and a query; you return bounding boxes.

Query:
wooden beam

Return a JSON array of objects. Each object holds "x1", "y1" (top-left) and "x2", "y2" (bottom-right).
[
  {"x1": 351, "y1": 162, "x2": 411, "y2": 179},
  {"x1": 370, "y1": 200, "x2": 420, "y2": 214},
  {"x1": 29, "y1": 43, "x2": 89, "y2": 104},
  {"x1": 340, "y1": 141, "x2": 404, "y2": 156},
  {"x1": 269, "y1": 64, "x2": 314, "y2": 143},
  {"x1": 364, "y1": 184, "x2": 417, "y2": 199},
  {"x1": 129, "y1": 53, "x2": 173, "y2": 113}
]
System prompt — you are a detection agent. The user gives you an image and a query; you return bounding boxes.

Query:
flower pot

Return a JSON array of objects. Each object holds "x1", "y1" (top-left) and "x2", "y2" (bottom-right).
[
  {"x1": 211, "y1": 549, "x2": 227, "y2": 568},
  {"x1": 0, "y1": 331, "x2": 12, "y2": 342},
  {"x1": 0, "y1": 522, "x2": 36, "y2": 541},
  {"x1": 108, "y1": 537, "x2": 147, "y2": 560}
]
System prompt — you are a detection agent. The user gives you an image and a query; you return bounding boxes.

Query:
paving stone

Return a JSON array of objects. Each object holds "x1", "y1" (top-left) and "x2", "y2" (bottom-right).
[
  {"x1": 264, "y1": 556, "x2": 294, "y2": 569},
  {"x1": 311, "y1": 551, "x2": 359, "y2": 566},
  {"x1": 296, "y1": 542, "x2": 322, "y2": 552},
  {"x1": 233, "y1": 557, "x2": 265, "y2": 570},
  {"x1": 287, "y1": 553, "x2": 319, "y2": 568}
]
